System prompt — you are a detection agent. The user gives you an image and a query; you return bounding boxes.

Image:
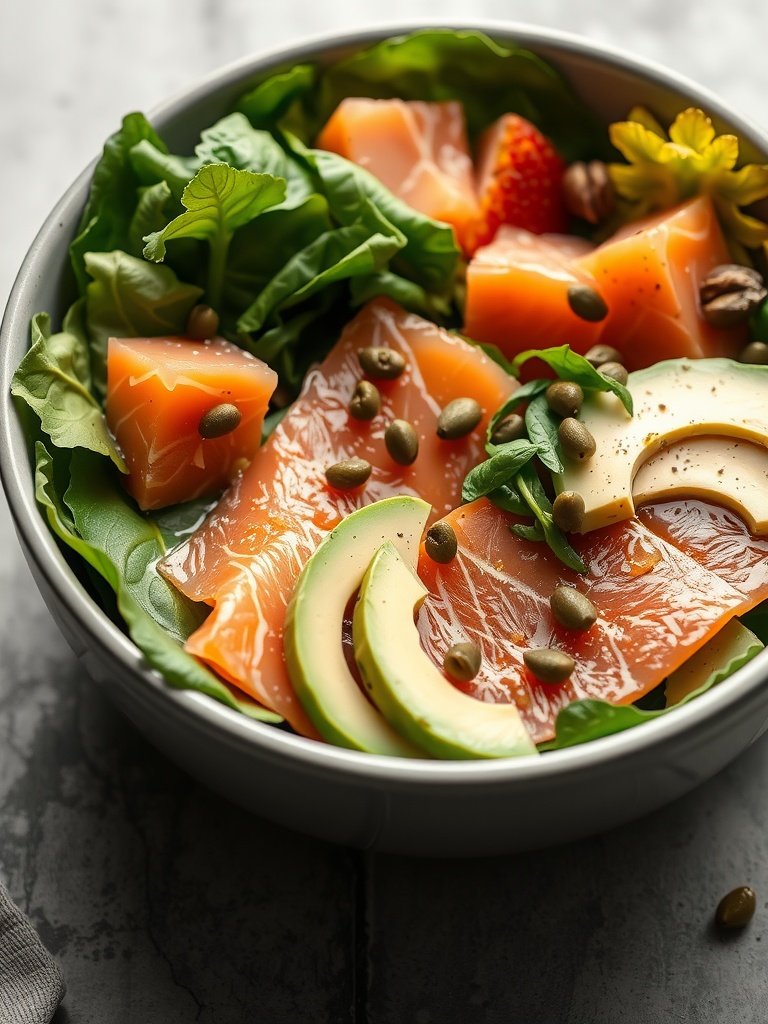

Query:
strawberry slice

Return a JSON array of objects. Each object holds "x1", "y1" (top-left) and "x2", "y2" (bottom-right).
[{"x1": 471, "y1": 114, "x2": 569, "y2": 251}]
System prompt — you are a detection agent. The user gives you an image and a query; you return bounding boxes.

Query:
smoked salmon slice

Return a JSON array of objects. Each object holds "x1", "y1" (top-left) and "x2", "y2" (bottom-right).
[
  {"x1": 159, "y1": 298, "x2": 515, "y2": 736},
  {"x1": 416, "y1": 497, "x2": 767, "y2": 744},
  {"x1": 106, "y1": 336, "x2": 277, "y2": 510},
  {"x1": 316, "y1": 98, "x2": 481, "y2": 252}
]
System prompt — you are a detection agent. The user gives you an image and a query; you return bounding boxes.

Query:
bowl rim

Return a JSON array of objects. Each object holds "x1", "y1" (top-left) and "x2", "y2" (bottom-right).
[{"x1": 3, "y1": 17, "x2": 768, "y2": 788}]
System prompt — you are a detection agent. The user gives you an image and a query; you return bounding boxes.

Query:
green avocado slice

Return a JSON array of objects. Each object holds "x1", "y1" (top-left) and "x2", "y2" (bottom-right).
[
  {"x1": 284, "y1": 496, "x2": 430, "y2": 757},
  {"x1": 353, "y1": 541, "x2": 539, "y2": 760}
]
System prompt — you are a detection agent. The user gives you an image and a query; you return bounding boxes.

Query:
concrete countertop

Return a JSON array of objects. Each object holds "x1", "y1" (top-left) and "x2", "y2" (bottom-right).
[{"x1": 2, "y1": 1, "x2": 768, "y2": 1020}]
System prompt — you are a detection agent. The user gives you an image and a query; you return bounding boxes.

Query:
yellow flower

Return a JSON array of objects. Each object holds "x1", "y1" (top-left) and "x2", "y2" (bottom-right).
[{"x1": 609, "y1": 107, "x2": 768, "y2": 261}]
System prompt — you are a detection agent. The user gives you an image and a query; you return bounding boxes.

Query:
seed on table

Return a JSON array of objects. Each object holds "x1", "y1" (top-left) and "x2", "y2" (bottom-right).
[
  {"x1": 715, "y1": 886, "x2": 756, "y2": 930},
  {"x1": 186, "y1": 304, "x2": 220, "y2": 340},
  {"x1": 385, "y1": 419, "x2": 419, "y2": 466},
  {"x1": 325, "y1": 457, "x2": 372, "y2": 490},
  {"x1": 198, "y1": 403, "x2": 242, "y2": 439},
  {"x1": 567, "y1": 284, "x2": 609, "y2": 323},
  {"x1": 552, "y1": 491, "x2": 586, "y2": 533},
  {"x1": 523, "y1": 648, "x2": 575, "y2": 684},
  {"x1": 444, "y1": 642, "x2": 482, "y2": 682},
  {"x1": 437, "y1": 397, "x2": 483, "y2": 440},
  {"x1": 489, "y1": 413, "x2": 526, "y2": 445},
  {"x1": 584, "y1": 343, "x2": 624, "y2": 368},
  {"x1": 550, "y1": 585, "x2": 598, "y2": 631},
  {"x1": 559, "y1": 418, "x2": 596, "y2": 461},
  {"x1": 738, "y1": 341, "x2": 768, "y2": 365},
  {"x1": 349, "y1": 380, "x2": 381, "y2": 420},
  {"x1": 424, "y1": 522, "x2": 458, "y2": 564},
  {"x1": 546, "y1": 381, "x2": 584, "y2": 418},
  {"x1": 598, "y1": 361, "x2": 629, "y2": 386},
  {"x1": 358, "y1": 346, "x2": 406, "y2": 380}
]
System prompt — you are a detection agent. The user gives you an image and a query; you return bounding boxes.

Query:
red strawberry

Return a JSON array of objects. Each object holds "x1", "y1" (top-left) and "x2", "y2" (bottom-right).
[{"x1": 470, "y1": 114, "x2": 569, "y2": 251}]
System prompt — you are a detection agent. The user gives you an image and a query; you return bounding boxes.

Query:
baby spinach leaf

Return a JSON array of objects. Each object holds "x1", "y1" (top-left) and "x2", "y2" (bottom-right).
[
  {"x1": 130, "y1": 139, "x2": 199, "y2": 202},
  {"x1": 235, "y1": 63, "x2": 317, "y2": 132},
  {"x1": 127, "y1": 181, "x2": 173, "y2": 258},
  {"x1": 461, "y1": 439, "x2": 539, "y2": 502},
  {"x1": 524, "y1": 394, "x2": 563, "y2": 473},
  {"x1": 515, "y1": 462, "x2": 587, "y2": 574},
  {"x1": 487, "y1": 484, "x2": 529, "y2": 516},
  {"x1": 511, "y1": 521, "x2": 545, "y2": 542},
  {"x1": 486, "y1": 378, "x2": 549, "y2": 447},
  {"x1": 512, "y1": 345, "x2": 634, "y2": 415},
  {"x1": 11, "y1": 304, "x2": 125, "y2": 471},
  {"x1": 84, "y1": 251, "x2": 203, "y2": 396}
]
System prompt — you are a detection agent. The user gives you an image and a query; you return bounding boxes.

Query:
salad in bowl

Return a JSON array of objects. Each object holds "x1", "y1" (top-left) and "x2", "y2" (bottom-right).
[{"x1": 4, "y1": 25, "x2": 768, "y2": 854}]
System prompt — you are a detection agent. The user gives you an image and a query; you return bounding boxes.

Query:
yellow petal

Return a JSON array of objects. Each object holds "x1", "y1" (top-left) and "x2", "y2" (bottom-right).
[
  {"x1": 716, "y1": 163, "x2": 768, "y2": 205},
  {"x1": 714, "y1": 198, "x2": 768, "y2": 248},
  {"x1": 668, "y1": 107, "x2": 715, "y2": 152},
  {"x1": 609, "y1": 120, "x2": 668, "y2": 164},
  {"x1": 626, "y1": 105, "x2": 668, "y2": 139}
]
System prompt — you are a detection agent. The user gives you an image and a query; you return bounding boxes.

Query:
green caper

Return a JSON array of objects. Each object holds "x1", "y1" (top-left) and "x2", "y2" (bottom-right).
[
  {"x1": 437, "y1": 397, "x2": 483, "y2": 440},
  {"x1": 523, "y1": 648, "x2": 575, "y2": 684},
  {"x1": 425, "y1": 522, "x2": 458, "y2": 564},
  {"x1": 489, "y1": 413, "x2": 526, "y2": 445},
  {"x1": 584, "y1": 343, "x2": 624, "y2": 368},
  {"x1": 715, "y1": 886, "x2": 756, "y2": 930},
  {"x1": 552, "y1": 491, "x2": 586, "y2": 533},
  {"x1": 559, "y1": 418, "x2": 596, "y2": 461},
  {"x1": 738, "y1": 341, "x2": 768, "y2": 365},
  {"x1": 550, "y1": 585, "x2": 598, "y2": 631},
  {"x1": 444, "y1": 641, "x2": 482, "y2": 682},
  {"x1": 546, "y1": 381, "x2": 584, "y2": 419},
  {"x1": 198, "y1": 403, "x2": 242, "y2": 439},
  {"x1": 358, "y1": 346, "x2": 406, "y2": 380},
  {"x1": 597, "y1": 361, "x2": 629, "y2": 386},
  {"x1": 186, "y1": 304, "x2": 220, "y2": 340},
  {"x1": 349, "y1": 380, "x2": 381, "y2": 421},
  {"x1": 385, "y1": 419, "x2": 419, "y2": 466},
  {"x1": 567, "y1": 284, "x2": 609, "y2": 323},
  {"x1": 325, "y1": 457, "x2": 372, "y2": 490}
]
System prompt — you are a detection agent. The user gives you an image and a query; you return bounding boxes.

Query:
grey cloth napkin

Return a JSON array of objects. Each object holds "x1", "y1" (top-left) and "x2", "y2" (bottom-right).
[{"x1": 0, "y1": 882, "x2": 66, "y2": 1023}]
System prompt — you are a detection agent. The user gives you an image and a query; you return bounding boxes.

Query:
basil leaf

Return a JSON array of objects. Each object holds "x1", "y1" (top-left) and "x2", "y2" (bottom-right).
[
  {"x1": 511, "y1": 521, "x2": 545, "y2": 542},
  {"x1": 512, "y1": 345, "x2": 634, "y2": 415},
  {"x1": 11, "y1": 305, "x2": 125, "y2": 471},
  {"x1": 524, "y1": 393, "x2": 563, "y2": 473},
  {"x1": 487, "y1": 484, "x2": 530, "y2": 516},
  {"x1": 487, "y1": 378, "x2": 549, "y2": 447},
  {"x1": 461, "y1": 440, "x2": 539, "y2": 502},
  {"x1": 515, "y1": 462, "x2": 587, "y2": 574}
]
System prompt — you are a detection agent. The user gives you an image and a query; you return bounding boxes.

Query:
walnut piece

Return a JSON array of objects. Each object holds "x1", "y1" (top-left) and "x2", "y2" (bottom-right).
[{"x1": 700, "y1": 264, "x2": 767, "y2": 328}]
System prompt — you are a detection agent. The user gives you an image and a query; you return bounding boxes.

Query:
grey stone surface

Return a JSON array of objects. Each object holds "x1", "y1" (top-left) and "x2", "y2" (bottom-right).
[{"x1": 3, "y1": 0, "x2": 768, "y2": 1020}]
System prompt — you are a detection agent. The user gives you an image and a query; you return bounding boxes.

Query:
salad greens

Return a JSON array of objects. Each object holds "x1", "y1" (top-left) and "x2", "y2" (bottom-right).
[{"x1": 10, "y1": 27, "x2": 766, "y2": 752}]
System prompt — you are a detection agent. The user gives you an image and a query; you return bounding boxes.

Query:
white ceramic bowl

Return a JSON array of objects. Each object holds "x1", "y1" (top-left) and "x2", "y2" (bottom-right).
[{"x1": 3, "y1": 23, "x2": 768, "y2": 857}]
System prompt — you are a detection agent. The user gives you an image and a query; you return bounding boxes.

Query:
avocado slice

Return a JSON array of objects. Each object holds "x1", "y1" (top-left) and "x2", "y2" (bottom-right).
[
  {"x1": 353, "y1": 541, "x2": 539, "y2": 760},
  {"x1": 664, "y1": 617, "x2": 763, "y2": 708},
  {"x1": 556, "y1": 358, "x2": 768, "y2": 533},
  {"x1": 284, "y1": 496, "x2": 430, "y2": 757}
]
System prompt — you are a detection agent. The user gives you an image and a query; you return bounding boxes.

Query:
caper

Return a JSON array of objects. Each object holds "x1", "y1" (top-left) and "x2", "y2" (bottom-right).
[
  {"x1": 425, "y1": 522, "x2": 458, "y2": 564},
  {"x1": 550, "y1": 585, "x2": 598, "y2": 631},
  {"x1": 358, "y1": 346, "x2": 406, "y2": 380},
  {"x1": 715, "y1": 886, "x2": 756, "y2": 930},
  {"x1": 186, "y1": 304, "x2": 219, "y2": 340},
  {"x1": 738, "y1": 341, "x2": 768, "y2": 365},
  {"x1": 489, "y1": 413, "x2": 526, "y2": 445},
  {"x1": 198, "y1": 403, "x2": 242, "y2": 439},
  {"x1": 444, "y1": 641, "x2": 482, "y2": 682},
  {"x1": 523, "y1": 648, "x2": 575, "y2": 684},
  {"x1": 325, "y1": 457, "x2": 372, "y2": 490},
  {"x1": 584, "y1": 343, "x2": 624, "y2": 368},
  {"x1": 559, "y1": 418, "x2": 596, "y2": 461},
  {"x1": 567, "y1": 284, "x2": 609, "y2": 323},
  {"x1": 552, "y1": 491, "x2": 586, "y2": 533},
  {"x1": 597, "y1": 361, "x2": 629, "y2": 386},
  {"x1": 437, "y1": 397, "x2": 483, "y2": 440},
  {"x1": 385, "y1": 419, "x2": 419, "y2": 466},
  {"x1": 546, "y1": 381, "x2": 584, "y2": 419},
  {"x1": 349, "y1": 380, "x2": 381, "y2": 421}
]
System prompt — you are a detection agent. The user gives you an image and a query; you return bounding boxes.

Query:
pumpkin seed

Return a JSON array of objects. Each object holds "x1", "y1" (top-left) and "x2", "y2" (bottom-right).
[
  {"x1": 349, "y1": 380, "x2": 381, "y2": 420},
  {"x1": 552, "y1": 491, "x2": 586, "y2": 533},
  {"x1": 198, "y1": 403, "x2": 242, "y2": 439},
  {"x1": 584, "y1": 343, "x2": 624, "y2": 368},
  {"x1": 325, "y1": 457, "x2": 372, "y2": 490},
  {"x1": 358, "y1": 346, "x2": 406, "y2": 380},
  {"x1": 444, "y1": 641, "x2": 482, "y2": 682},
  {"x1": 546, "y1": 381, "x2": 583, "y2": 418},
  {"x1": 489, "y1": 413, "x2": 526, "y2": 445},
  {"x1": 186, "y1": 304, "x2": 220, "y2": 340},
  {"x1": 424, "y1": 522, "x2": 458, "y2": 564},
  {"x1": 567, "y1": 284, "x2": 609, "y2": 323},
  {"x1": 385, "y1": 419, "x2": 419, "y2": 466},
  {"x1": 715, "y1": 886, "x2": 756, "y2": 930},
  {"x1": 597, "y1": 361, "x2": 628, "y2": 385},
  {"x1": 738, "y1": 341, "x2": 768, "y2": 365},
  {"x1": 523, "y1": 648, "x2": 575, "y2": 684},
  {"x1": 559, "y1": 418, "x2": 596, "y2": 461},
  {"x1": 437, "y1": 397, "x2": 483, "y2": 440},
  {"x1": 550, "y1": 585, "x2": 597, "y2": 631}
]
